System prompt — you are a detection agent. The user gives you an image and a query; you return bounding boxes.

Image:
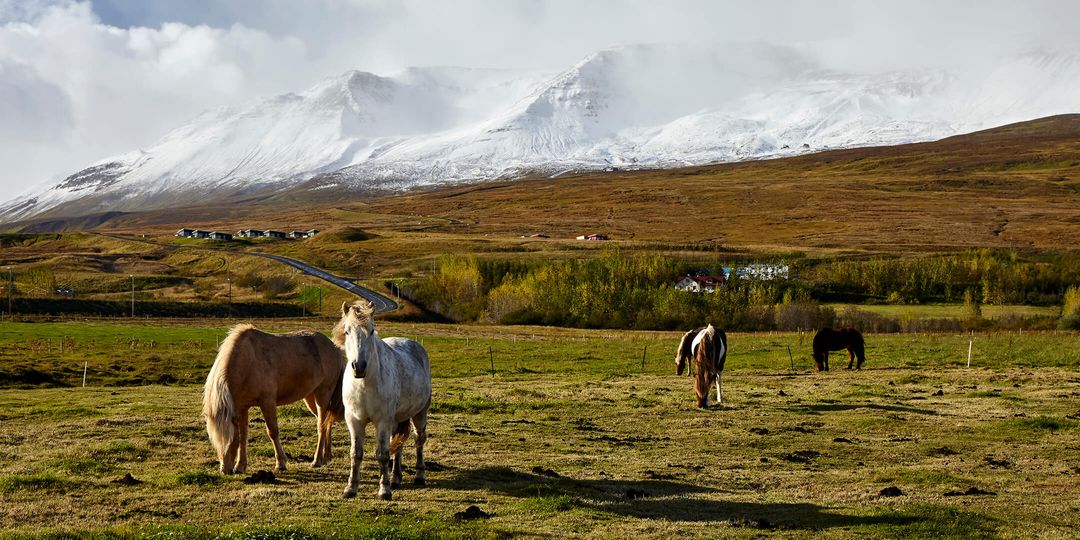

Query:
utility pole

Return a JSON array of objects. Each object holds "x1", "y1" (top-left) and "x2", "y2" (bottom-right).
[
  {"x1": 130, "y1": 275, "x2": 135, "y2": 317},
  {"x1": 6, "y1": 267, "x2": 12, "y2": 320},
  {"x1": 227, "y1": 276, "x2": 232, "y2": 304}
]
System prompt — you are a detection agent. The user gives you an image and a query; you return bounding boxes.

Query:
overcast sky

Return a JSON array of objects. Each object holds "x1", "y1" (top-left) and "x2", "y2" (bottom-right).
[{"x1": 1, "y1": 0, "x2": 1077, "y2": 202}]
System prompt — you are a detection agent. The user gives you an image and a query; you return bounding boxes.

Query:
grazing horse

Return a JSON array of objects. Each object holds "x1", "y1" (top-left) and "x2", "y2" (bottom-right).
[
  {"x1": 202, "y1": 325, "x2": 345, "y2": 474},
  {"x1": 336, "y1": 299, "x2": 431, "y2": 501},
  {"x1": 812, "y1": 327, "x2": 866, "y2": 371},
  {"x1": 675, "y1": 324, "x2": 728, "y2": 408}
]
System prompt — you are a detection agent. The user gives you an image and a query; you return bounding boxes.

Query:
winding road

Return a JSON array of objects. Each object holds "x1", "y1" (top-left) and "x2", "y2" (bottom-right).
[{"x1": 250, "y1": 253, "x2": 398, "y2": 313}]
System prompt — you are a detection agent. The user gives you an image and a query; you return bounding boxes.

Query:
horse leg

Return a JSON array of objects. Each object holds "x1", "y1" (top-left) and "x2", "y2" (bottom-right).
[
  {"x1": 303, "y1": 394, "x2": 318, "y2": 416},
  {"x1": 375, "y1": 421, "x2": 394, "y2": 500},
  {"x1": 342, "y1": 417, "x2": 365, "y2": 499},
  {"x1": 412, "y1": 410, "x2": 428, "y2": 486},
  {"x1": 221, "y1": 407, "x2": 243, "y2": 474},
  {"x1": 259, "y1": 403, "x2": 288, "y2": 471},
  {"x1": 823, "y1": 351, "x2": 830, "y2": 371},
  {"x1": 715, "y1": 372, "x2": 723, "y2": 405},
  {"x1": 391, "y1": 447, "x2": 404, "y2": 488},
  {"x1": 308, "y1": 394, "x2": 331, "y2": 468},
  {"x1": 847, "y1": 348, "x2": 855, "y2": 369},
  {"x1": 235, "y1": 408, "x2": 250, "y2": 474}
]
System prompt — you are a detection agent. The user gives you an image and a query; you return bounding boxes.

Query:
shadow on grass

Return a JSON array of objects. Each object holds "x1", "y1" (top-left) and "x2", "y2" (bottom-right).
[
  {"x1": 440, "y1": 467, "x2": 922, "y2": 530},
  {"x1": 795, "y1": 403, "x2": 939, "y2": 415}
]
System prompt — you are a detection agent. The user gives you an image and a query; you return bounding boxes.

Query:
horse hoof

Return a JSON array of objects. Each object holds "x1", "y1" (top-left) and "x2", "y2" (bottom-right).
[
  {"x1": 391, "y1": 480, "x2": 401, "y2": 488},
  {"x1": 378, "y1": 491, "x2": 392, "y2": 501},
  {"x1": 343, "y1": 488, "x2": 357, "y2": 499},
  {"x1": 413, "y1": 477, "x2": 426, "y2": 486}
]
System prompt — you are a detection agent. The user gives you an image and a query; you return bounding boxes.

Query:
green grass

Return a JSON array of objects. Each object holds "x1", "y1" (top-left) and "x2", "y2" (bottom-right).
[
  {"x1": 828, "y1": 303, "x2": 1059, "y2": 320},
  {"x1": 0, "y1": 321, "x2": 1078, "y2": 538}
]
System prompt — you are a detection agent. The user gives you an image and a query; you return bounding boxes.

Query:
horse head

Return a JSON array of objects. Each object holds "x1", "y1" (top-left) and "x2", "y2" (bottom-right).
[{"x1": 339, "y1": 299, "x2": 376, "y2": 378}]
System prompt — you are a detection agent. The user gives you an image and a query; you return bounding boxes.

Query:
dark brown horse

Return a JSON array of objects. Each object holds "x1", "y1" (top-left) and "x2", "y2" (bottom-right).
[
  {"x1": 812, "y1": 328, "x2": 865, "y2": 371},
  {"x1": 675, "y1": 324, "x2": 728, "y2": 407}
]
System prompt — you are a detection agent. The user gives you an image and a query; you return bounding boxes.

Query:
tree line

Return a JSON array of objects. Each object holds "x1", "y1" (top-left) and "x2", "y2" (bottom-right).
[{"x1": 395, "y1": 248, "x2": 1079, "y2": 331}]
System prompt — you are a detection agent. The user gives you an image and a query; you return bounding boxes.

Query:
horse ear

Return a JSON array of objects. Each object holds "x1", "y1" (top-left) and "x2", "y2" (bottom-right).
[
  {"x1": 341, "y1": 300, "x2": 350, "y2": 315},
  {"x1": 358, "y1": 298, "x2": 375, "y2": 315}
]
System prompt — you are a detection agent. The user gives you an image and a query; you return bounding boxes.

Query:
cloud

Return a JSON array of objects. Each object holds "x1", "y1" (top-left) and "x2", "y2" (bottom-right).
[
  {"x1": 0, "y1": 1, "x2": 310, "y2": 198},
  {"x1": 1, "y1": 0, "x2": 1078, "y2": 202}
]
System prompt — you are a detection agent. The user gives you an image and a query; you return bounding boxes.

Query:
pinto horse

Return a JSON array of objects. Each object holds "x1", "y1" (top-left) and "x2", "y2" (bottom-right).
[
  {"x1": 203, "y1": 325, "x2": 345, "y2": 474},
  {"x1": 675, "y1": 324, "x2": 728, "y2": 407},
  {"x1": 336, "y1": 299, "x2": 432, "y2": 501},
  {"x1": 812, "y1": 327, "x2": 865, "y2": 371}
]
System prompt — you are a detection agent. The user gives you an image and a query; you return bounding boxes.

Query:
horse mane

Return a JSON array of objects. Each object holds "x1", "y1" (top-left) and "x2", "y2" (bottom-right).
[
  {"x1": 331, "y1": 319, "x2": 346, "y2": 347},
  {"x1": 675, "y1": 327, "x2": 702, "y2": 376}
]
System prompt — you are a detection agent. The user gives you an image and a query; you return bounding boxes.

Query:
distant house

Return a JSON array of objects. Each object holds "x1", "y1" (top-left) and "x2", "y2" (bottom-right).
[
  {"x1": 290, "y1": 231, "x2": 310, "y2": 239},
  {"x1": 236, "y1": 229, "x2": 264, "y2": 238},
  {"x1": 175, "y1": 228, "x2": 196, "y2": 238},
  {"x1": 264, "y1": 230, "x2": 287, "y2": 239},
  {"x1": 306, "y1": 229, "x2": 319, "y2": 236},
  {"x1": 530, "y1": 233, "x2": 550, "y2": 238},
  {"x1": 674, "y1": 274, "x2": 725, "y2": 293},
  {"x1": 732, "y1": 264, "x2": 790, "y2": 281},
  {"x1": 193, "y1": 230, "x2": 211, "y2": 239},
  {"x1": 576, "y1": 233, "x2": 609, "y2": 241},
  {"x1": 208, "y1": 231, "x2": 233, "y2": 241}
]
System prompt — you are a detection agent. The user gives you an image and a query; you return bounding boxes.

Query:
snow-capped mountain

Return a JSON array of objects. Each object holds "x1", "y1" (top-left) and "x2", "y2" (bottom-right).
[{"x1": 3, "y1": 43, "x2": 1079, "y2": 222}]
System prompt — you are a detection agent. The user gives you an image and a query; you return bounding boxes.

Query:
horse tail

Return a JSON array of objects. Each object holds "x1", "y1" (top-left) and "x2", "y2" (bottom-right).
[
  {"x1": 203, "y1": 326, "x2": 249, "y2": 463},
  {"x1": 389, "y1": 420, "x2": 412, "y2": 454},
  {"x1": 326, "y1": 353, "x2": 347, "y2": 423}
]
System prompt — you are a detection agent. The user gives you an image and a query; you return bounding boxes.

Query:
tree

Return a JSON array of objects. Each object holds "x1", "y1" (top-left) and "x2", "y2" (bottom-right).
[{"x1": 962, "y1": 287, "x2": 982, "y2": 323}]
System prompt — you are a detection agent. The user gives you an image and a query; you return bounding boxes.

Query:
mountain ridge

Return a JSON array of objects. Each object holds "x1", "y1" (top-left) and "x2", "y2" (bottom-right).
[{"x1": 3, "y1": 43, "x2": 1079, "y2": 223}]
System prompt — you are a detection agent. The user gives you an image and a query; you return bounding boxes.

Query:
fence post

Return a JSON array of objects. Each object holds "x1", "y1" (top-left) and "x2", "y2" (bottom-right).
[
  {"x1": 82, "y1": 362, "x2": 87, "y2": 387},
  {"x1": 787, "y1": 345, "x2": 794, "y2": 371},
  {"x1": 967, "y1": 339, "x2": 973, "y2": 368},
  {"x1": 489, "y1": 346, "x2": 495, "y2": 377},
  {"x1": 641, "y1": 345, "x2": 647, "y2": 371}
]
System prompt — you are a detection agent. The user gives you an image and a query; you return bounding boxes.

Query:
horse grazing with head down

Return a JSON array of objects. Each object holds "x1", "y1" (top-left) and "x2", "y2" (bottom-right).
[
  {"x1": 812, "y1": 327, "x2": 865, "y2": 371},
  {"x1": 203, "y1": 325, "x2": 345, "y2": 474},
  {"x1": 336, "y1": 299, "x2": 432, "y2": 501},
  {"x1": 675, "y1": 324, "x2": 728, "y2": 408}
]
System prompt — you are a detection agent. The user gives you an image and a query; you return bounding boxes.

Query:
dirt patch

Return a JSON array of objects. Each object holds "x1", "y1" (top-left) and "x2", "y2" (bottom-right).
[
  {"x1": 454, "y1": 505, "x2": 493, "y2": 520},
  {"x1": 531, "y1": 466, "x2": 560, "y2": 478},
  {"x1": 780, "y1": 450, "x2": 821, "y2": 464},
  {"x1": 944, "y1": 487, "x2": 996, "y2": 497},
  {"x1": 243, "y1": 470, "x2": 277, "y2": 484},
  {"x1": 111, "y1": 473, "x2": 142, "y2": 486}
]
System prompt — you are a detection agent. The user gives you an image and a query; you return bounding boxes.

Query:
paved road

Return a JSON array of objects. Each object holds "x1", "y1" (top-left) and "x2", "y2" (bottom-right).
[{"x1": 252, "y1": 253, "x2": 398, "y2": 313}]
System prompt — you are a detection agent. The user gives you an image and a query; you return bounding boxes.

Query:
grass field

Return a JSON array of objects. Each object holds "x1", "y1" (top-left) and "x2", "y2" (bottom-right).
[{"x1": 1, "y1": 321, "x2": 1078, "y2": 538}]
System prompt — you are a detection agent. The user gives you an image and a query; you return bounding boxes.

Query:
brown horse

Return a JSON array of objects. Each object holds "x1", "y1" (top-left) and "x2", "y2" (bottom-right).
[
  {"x1": 675, "y1": 324, "x2": 728, "y2": 408},
  {"x1": 812, "y1": 327, "x2": 865, "y2": 371},
  {"x1": 203, "y1": 325, "x2": 345, "y2": 474}
]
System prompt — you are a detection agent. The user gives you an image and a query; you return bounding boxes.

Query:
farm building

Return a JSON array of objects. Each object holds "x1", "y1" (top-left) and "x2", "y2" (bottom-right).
[
  {"x1": 674, "y1": 274, "x2": 725, "y2": 293},
  {"x1": 175, "y1": 228, "x2": 196, "y2": 238},
  {"x1": 290, "y1": 230, "x2": 319, "y2": 239},
  {"x1": 236, "y1": 229, "x2": 264, "y2": 238},
  {"x1": 264, "y1": 230, "x2": 287, "y2": 239},
  {"x1": 728, "y1": 264, "x2": 790, "y2": 281},
  {"x1": 576, "y1": 233, "x2": 609, "y2": 241},
  {"x1": 208, "y1": 231, "x2": 233, "y2": 241}
]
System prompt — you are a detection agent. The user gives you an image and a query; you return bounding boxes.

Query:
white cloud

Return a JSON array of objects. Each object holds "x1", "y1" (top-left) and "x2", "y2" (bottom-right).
[{"x1": 1, "y1": 0, "x2": 1078, "y2": 203}]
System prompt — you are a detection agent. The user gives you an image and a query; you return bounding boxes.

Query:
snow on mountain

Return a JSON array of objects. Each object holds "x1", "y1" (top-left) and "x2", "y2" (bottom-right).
[{"x1": 3, "y1": 43, "x2": 1080, "y2": 222}]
